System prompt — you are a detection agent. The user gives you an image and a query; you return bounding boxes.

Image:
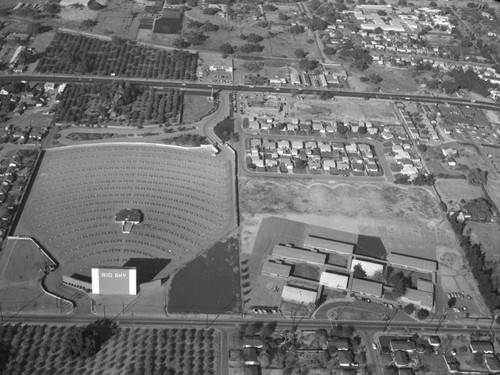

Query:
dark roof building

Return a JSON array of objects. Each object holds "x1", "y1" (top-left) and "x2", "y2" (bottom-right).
[
  {"x1": 351, "y1": 278, "x2": 383, "y2": 297},
  {"x1": 153, "y1": 10, "x2": 183, "y2": 34},
  {"x1": 394, "y1": 351, "x2": 409, "y2": 367},
  {"x1": 262, "y1": 261, "x2": 291, "y2": 278},
  {"x1": 485, "y1": 355, "x2": 500, "y2": 373},
  {"x1": 469, "y1": 341, "x2": 494, "y2": 354},
  {"x1": 390, "y1": 340, "x2": 416, "y2": 353}
]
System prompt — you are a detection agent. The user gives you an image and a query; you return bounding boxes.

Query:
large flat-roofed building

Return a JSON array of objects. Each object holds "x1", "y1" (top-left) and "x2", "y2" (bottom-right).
[
  {"x1": 351, "y1": 258, "x2": 384, "y2": 277},
  {"x1": 351, "y1": 278, "x2": 383, "y2": 298},
  {"x1": 272, "y1": 244, "x2": 326, "y2": 265},
  {"x1": 320, "y1": 271, "x2": 349, "y2": 290},
  {"x1": 417, "y1": 279, "x2": 434, "y2": 293},
  {"x1": 262, "y1": 261, "x2": 292, "y2": 278},
  {"x1": 303, "y1": 235, "x2": 354, "y2": 255},
  {"x1": 388, "y1": 253, "x2": 438, "y2": 273},
  {"x1": 400, "y1": 288, "x2": 434, "y2": 309},
  {"x1": 281, "y1": 285, "x2": 317, "y2": 305}
]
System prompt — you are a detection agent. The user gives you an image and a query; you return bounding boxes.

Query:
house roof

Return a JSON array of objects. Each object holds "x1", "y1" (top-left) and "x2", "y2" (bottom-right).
[
  {"x1": 303, "y1": 235, "x2": 354, "y2": 255},
  {"x1": 272, "y1": 244, "x2": 326, "y2": 265},
  {"x1": 243, "y1": 347, "x2": 258, "y2": 362},
  {"x1": 329, "y1": 338, "x2": 350, "y2": 350},
  {"x1": 115, "y1": 209, "x2": 142, "y2": 222},
  {"x1": 319, "y1": 271, "x2": 349, "y2": 290},
  {"x1": 338, "y1": 350, "x2": 353, "y2": 364},
  {"x1": 485, "y1": 355, "x2": 500, "y2": 371},
  {"x1": 351, "y1": 278, "x2": 383, "y2": 297},
  {"x1": 470, "y1": 341, "x2": 494, "y2": 353},
  {"x1": 243, "y1": 337, "x2": 263, "y2": 348},
  {"x1": 394, "y1": 350, "x2": 409, "y2": 365},
  {"x1": 390, "y1": 340, "x2": 416, "y2": 352}
]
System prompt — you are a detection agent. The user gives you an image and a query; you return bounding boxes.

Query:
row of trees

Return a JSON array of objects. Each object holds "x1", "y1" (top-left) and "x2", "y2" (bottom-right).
[{"x1": 36, "y1": 33, "x2": 199, "y2": 80}]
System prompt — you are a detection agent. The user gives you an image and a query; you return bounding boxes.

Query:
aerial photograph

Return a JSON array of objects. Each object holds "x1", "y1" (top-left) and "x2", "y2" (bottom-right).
[{"x1": 0, "y1": 0, "x2": 499, "y2": 374}]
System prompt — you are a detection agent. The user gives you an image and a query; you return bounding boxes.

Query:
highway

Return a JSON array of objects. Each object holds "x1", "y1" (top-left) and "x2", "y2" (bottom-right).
[{"x1": 1, "y1": 73, "x2": 500, "y2": 111}]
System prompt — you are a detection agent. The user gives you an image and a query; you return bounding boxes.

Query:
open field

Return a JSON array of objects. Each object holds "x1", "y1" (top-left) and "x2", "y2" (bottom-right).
[
  {"x1": 14, "y1": 143, "x2": 233, "y2": 285},
  {"x1": 289, "y1": 97, "x2": 401, "y2": 124},
  {"x1": 169, "y1": 237, "x2": 241, "y2": 314},
  {"x1": 466, "y1": 222, "x2": 500, "y2": 261},
  {"x1": 435, "y1": 179, "x2": 484, "y2": 210},
  {"x1": 181, "y1": 94, "x2": 215, "y2": 123},
  {"x1": 0, "y1": 324, "x2": 219, "y2": 375}
]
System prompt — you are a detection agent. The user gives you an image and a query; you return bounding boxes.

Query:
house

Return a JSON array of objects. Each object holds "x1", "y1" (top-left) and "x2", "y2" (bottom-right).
[
  {"x1": 390, "y1": 340, "x2": 416, "y2": 353},
  {"x1": 428, "y1": 336, "x2": 440, "y2": 347},
  {"x1": 323, "y1": 159, "x2": 337, "y2": 171},
  {"x1": 484, "y1": 355, "x2": 500, "y2": 373},
  {"x1": 243, "y1": 347, "x2": 259, "y2": 365},
  {"x1": 329, "y1": 338, "x2": 350, "y2": 351},
  {"x1": 393, "y1": 350, "x2": 409, "y2": 367},
  {"x1": 469, "y1": 341, "x2": 494, "y2": 354},
  {"x1": 338, "y1": 351, "x2": 354, "y2": 367},
  {"x1": 243, "y1": 337, "x2": 264, "y2": 349}
]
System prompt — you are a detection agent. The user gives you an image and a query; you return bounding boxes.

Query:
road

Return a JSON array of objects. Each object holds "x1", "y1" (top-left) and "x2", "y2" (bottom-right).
[{"x1": 1, "y1": 73, "x2": 499, "y2": 111}]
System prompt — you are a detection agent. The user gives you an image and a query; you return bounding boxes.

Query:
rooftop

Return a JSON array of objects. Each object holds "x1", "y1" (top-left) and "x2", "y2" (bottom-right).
[
  {"x1": 303, "y1": 235, "x2": 354, "y2": 255},
  {"x1": 388, "y1": 253, "x2": 437, "y2": 272},
  {"x1": 273, "y1": 244, "x2": 326, "y2": 265},
  {"x1": 351, "y1": 278, "x2": 383, "y2": 297},
  {"x1": 262, "y1": 261, "x2": 291, "y2": 278},
  {"x1": 281, "y1": 285, "x2": 317, "y2": 305},
  {"x1": 319, "y1": 271, "x2": 349, "y2": 290}
]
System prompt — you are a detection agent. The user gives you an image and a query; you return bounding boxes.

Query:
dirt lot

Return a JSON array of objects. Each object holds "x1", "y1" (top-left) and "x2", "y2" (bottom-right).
[
  {"x1": 289, "y1": 97, "x2": 401, "y2": 124},
  {"x1": 239, "y1": 177, "x2": 448, "y2": 263},
  {"x1": 435, "y1": 179, "x2": 484, "y2": 210}
]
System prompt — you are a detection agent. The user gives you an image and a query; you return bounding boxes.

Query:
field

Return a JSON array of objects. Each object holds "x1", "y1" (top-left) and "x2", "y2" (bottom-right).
[
  {"x1": 289, "y1": 97, "x2": 401, "y2": 124},
  {"x1": 36, "y1": 33, "x2": 199, "y2": 80},
  {"x1": 54, "y1": 83, "x2": 183, "y2": 126},
  {"x1": 14, "y1": 144, "x2": 234, "y2": 291},
  {"x1": 181, "y1": 94, "x2": 215, "y2": 123},
  {"x1": 168, "y1": 237, "x2": 241, "y2": 314},
  {"x1": 0, "y1": 324, "x2": 219, "y2": 375},
  {"x1": 435, "y1": 179, "x2": 484, "y2": 210}
]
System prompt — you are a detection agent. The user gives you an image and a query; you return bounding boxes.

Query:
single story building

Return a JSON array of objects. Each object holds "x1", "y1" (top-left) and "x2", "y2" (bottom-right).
[
  {"x1": 303, "y1": 235, "x2": 354, "y2": 255},
  {"x1": 319, "y1": 271, "x2": 349, "y2": 290},
  {"x1": 272, "y1": 244, "x2": 326, "y2": 266},
  {"x1": 350, "y1": 278, "x2": 383, "y2": 298},
  {"x1": 281, "y1": 285, "x2": 317, "y2": 305},
  {"x1": 262, "y1": 261, "x2": 291, "y2": 279}
]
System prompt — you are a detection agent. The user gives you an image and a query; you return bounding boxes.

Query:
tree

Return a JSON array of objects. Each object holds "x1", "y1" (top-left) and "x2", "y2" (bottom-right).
[
  {"x1": 467, "y1": 168, "x2": 488, "y2": 186},
  {"x1": 290, "y1": 24, "x2": 305, "y2": 34},
  {"x1": 219, "y1": 43, "x2": 234, "y2": 55},
  {"x1": 309, "y1": 17, "x2": 327, "y2": 31},
  {"x1": 247, "y1": 33, "x2": 264, "y2": 44},
  {"x1": 387, "y1": 270, "x2": 411, "y2": 297},
  {"x1": 27, "y1": 22, "x2": 43, "y2": 35},
  {"x1": 417, "y1": 308, "x2": 429, "y2": 320},
  {"x1": 353, "y1": 264, "x2": 367, "y2": 279},
  {"x1": 81, "y1": 19, "x2": 98, "y2": 28},
  {"x1": 187, "y1": 0, "x2": 198, "y2": 6},
  {"x1": 403, "y1": 304, "x2": 416, "y2": 315},
  {"x1": 369, "y1": 74, "x2": 383, "y2": 84},
  {"x1": 323, "y1": 46, "x2": 336, "y2": 56},
  {"x1": 88, "y1": 0, "x2": 106, "y2": 11},
  {"x1": 278, "y1": 13, "x2": 290, "y2": 21},
  {"x1": 183, "y1": 30, "x2": 207, "y2": 45},
  {"x1": 429, "y1": 1, "x2": 437, "y2": 6},
  {"x1": 374, "y1": 27, "x2": 383, "y2": 34},
  {"x1": 294, "y1": 48, "x2": 306, "y2": 58},
  {"x1": 173, "y1": 37, "x2": 190, "y2": 49},
  {"x1": 448, "y1": 297, "x2": 457, "y2": 308},
  {"x1": 299, "y1": 59, "x2": 319, "y2": 72}
]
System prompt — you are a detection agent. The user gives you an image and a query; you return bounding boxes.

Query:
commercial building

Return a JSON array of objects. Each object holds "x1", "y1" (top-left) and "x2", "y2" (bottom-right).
[
  {"x1": 262, "y1": 261, "x2": 291, "y2": 278},
  {"x1": 319, "y1": 271, "x2": 349, "y2": 290},
  {"x1": 351, "y1": 278, "x2": 383, "y2": 298},
  {"x1": 281, "y1": 285, "x2": 317, "y2": 305},
  {"x1": 272, "y1": 244, "x2": 326, "y2": 265},
  {"x1": 400, "y1": 288, "x2": 434, "y2": 309},
  {"x1": 387, "y1": 253, "x2": 438, "y2": 273},
  {"x1": 303, "y1": 235, "x2": 354, "y2": 255}
]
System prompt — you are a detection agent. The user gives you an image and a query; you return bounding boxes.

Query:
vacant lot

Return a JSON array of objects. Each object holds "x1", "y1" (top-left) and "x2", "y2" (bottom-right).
[
  {"x1": 290, "y1": 97, "x2": 401, "y2": 124},
  {"x1": 435, "y1": 179, "x2": 484, "y2": 210},
  {"x1": 182, "y1": 94, "x2": 215, "y2": 123},
  {"x1": 169, "y1": 237, "x2": 241, "y2": 314},
  {"x1": 0, "y1": 324, "x2": 219, "y2": 375}
]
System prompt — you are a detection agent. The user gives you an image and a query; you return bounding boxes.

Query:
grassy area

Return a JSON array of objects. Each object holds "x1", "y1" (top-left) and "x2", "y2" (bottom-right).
[
  {"x1": 435, "y1": 179, "x2": 484, "y2": 210},
  {"x1": 169, "y1": 237, "x2": 241, "y2": 314},
  {"x1": 181, "y1": 94, "x2": 215, "y2": 123}
]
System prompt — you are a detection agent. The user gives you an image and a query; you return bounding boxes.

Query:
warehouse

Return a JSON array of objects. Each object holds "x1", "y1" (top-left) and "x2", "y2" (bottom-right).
[
  {"x1": 303, "y1": 235, "x2": 354, "y2": 255},
  {"x1": 387, "y1": 253, "x2": 438, "y2": 273},
  {"x1": 351, "y1": 278, "x2": 383, "y2": 298},
  {"x1": 319, "y1": 271, "x2": 349, "y2": 290},
  {"x1": 281, "y1": 285, "x2": 318, "y2": 305},
  {"x1": 272, "y1": 244, "x2": 326, "y2": 265},
  {"x1": 262, "y1": 261, "x2": 292, "y2": 279}
]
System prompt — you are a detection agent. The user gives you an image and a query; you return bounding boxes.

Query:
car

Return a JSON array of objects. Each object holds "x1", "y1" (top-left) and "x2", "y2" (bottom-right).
[
  {"x1": 467, "y1": 295, "x2": 472, "y2": 299},
  {"x1": 453, "y1": 307, "x2": 460, "y2": 313},
  {"x1": 462, "y1": 306, "x2": 468, "y2": 312},
  {"x1": 460, "y1": 293, "x2": 465, "y2": 299},
  {"x1": 372, "y1": 343, "x2": 377, "y2": 350},
  {"x1": 388, "y1": 304, "x2": 395, "y2": 309},
  {"x1": 366, "y1": 298, "x2": 372, "y2": 303},
  {"x1": 383, "y1": 302, "x2": 389, "y2": 308}
]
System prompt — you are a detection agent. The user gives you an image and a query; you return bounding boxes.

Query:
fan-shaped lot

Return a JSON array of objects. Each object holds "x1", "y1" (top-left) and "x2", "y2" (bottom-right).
[{"x1": 15, "y1": 143, "x2": 234, "y2": 279}]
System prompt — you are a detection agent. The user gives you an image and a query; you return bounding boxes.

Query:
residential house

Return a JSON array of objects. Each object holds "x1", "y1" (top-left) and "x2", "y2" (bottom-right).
[
  {"x1": 243, "y1": 348, "x2": 259, "y2": 365},
  {"x1": 390, "y1": 340, "x2": 416, "y2": 353},
  {"x1": 393, "y1": 351, "x2": 409, "y2": 368},
  {"x1": 338, "y1": 351, "x2": 354, "y2": 367},
  {"x1": 469, "y1": 341, "x2": 494, "y2": 354}
]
